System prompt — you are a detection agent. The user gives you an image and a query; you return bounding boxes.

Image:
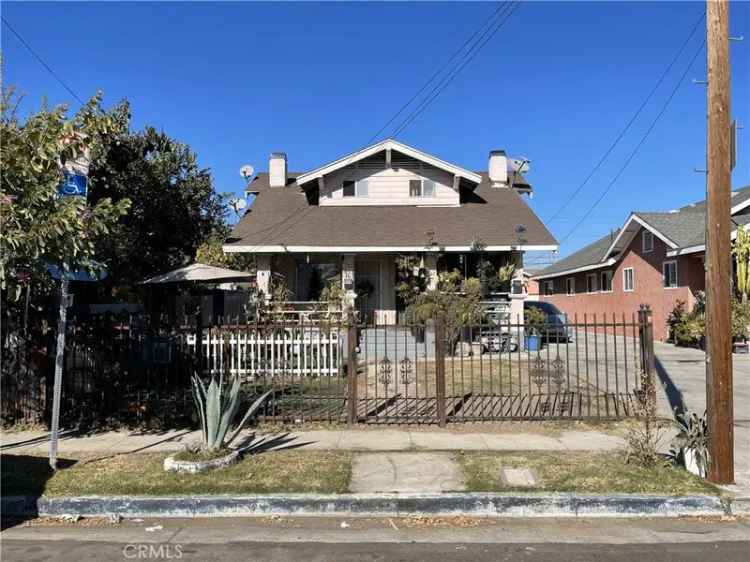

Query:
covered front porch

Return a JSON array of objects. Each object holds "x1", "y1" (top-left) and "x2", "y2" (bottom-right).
[{"x1": 254, "y1": 250, "x2": 526, "y2": 325}]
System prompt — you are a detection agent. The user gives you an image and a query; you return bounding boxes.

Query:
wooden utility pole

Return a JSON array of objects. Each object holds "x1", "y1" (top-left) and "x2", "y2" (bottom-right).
[{"x1": 705, "y1": 0, "x2": 733, "y2": 484}]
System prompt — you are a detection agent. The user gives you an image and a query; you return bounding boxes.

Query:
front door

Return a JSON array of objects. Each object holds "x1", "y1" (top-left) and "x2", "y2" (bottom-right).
[{"x1": 355, "y1": 260, "x2": 381, "y2": 325}]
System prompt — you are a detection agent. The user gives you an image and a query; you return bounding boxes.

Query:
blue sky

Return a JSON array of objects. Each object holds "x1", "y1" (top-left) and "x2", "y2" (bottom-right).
[{"x1": 3, "y1": 1, "x2": 749, "y2": 264}]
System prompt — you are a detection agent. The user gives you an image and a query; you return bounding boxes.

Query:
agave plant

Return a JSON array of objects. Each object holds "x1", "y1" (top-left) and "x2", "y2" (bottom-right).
[
  {"x1": 670, "y1": 411, "x2": 709, "y2": 478},
  {"x1": 191, "y1": 372, "x2": 272, "y2": 452}
]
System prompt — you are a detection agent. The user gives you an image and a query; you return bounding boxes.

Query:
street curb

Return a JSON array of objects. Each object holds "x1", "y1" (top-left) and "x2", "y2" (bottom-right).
[{"x1": 0, "y1": 493, "x2": 729, "y2": 519}]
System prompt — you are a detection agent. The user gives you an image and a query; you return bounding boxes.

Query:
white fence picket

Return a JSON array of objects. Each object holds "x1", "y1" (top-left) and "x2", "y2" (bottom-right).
[{"x1": 186, "y1": 326, "x2": 341, "y2": 379}]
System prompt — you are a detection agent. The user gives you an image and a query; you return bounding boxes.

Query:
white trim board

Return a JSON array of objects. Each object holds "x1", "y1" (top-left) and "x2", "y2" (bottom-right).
[
  {"x1": 295, "y1": 139, "x2": 482, "y2": 186},
  {"x1": 224, "y1": 244, "x2": 559, "y2": 254},
  {"x1": 602, "y1": 213, "x2": 678, "y2": 261}
]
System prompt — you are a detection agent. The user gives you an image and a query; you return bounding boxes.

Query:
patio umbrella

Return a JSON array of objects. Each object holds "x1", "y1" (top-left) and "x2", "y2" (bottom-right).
[
  {"x1": 141, "y1": 262, "x2": 254, "y2": 340},
  {"x1": 141, "y1": 262, "x2": 253, "y2": 285}
]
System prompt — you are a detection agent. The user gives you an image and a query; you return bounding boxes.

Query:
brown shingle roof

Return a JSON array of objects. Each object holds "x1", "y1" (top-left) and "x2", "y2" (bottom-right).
[{"x1": 226, "y1": 173, "x2": 557, "y2": 249}]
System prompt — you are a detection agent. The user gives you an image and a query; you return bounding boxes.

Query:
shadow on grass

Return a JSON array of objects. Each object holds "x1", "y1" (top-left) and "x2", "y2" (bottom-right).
[{"x1": 0, "y1": 454, "x2": 77, "y2": 530}]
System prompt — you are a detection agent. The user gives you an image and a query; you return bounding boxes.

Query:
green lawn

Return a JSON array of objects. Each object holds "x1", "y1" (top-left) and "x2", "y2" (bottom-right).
[
  {"x1": 0, "y1": 449, "x2": 716, "y2": 498},
  {"x1": 456, "y1": 451, "x2": 719, "y2": 495},
  {"x1": 1, "y1": 450, "x2": 352, "y2": 497}
]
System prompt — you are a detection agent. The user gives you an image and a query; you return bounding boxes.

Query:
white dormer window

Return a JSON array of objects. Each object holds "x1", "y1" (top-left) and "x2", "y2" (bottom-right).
[
  {"x1": 409, "y1": 179, "x2": 435, "y2": 197},
  {"x1": 642, "y1": 230, "x2": 654, "y2": 253}
]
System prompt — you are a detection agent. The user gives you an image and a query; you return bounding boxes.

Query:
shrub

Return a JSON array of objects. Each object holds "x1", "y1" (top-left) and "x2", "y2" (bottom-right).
[
  {"x1": 668, "y1": 298, "x2": 704, "y2": 348},
  {"x1": 732, "y1": 298, "x2": 750, "y2": 340},
  {"x1": 669, "y1": 411, "x2": 709, "y2": 477},
  {"x1": 625, "y1": 372, "x2": 667, "y2": 468},
  {"x1": 524, "y1": 306, "x2": 547, "y2": 336},
  {"x1": 405, "y1": 270, "x2": 482, "y2": 353}
]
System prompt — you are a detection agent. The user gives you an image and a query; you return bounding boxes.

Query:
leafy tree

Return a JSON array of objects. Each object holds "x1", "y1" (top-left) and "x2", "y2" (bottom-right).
[
  {"x1": 195, "y1": 229, "x2": 254, "y2": 272},
  {"x1": 1, "y1": 86, "x2": 131, "y2": 305},
  {"x1": 87, "y1": 121, "x2": 228, "y2": 293}
]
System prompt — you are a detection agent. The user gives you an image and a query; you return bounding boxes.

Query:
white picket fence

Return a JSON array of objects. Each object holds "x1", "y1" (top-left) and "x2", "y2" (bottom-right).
[{"x1": 186, "y1": 326, "x2": 342, "y2": 378}]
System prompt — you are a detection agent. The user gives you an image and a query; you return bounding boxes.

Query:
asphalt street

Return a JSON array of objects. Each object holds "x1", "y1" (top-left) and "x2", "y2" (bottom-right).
[
  {"x1": 3, "y1": 538, "x2": 749, "y2": 562},
  {"x1": 2, "y1": 516, "x2": 749, "y2": 562}
]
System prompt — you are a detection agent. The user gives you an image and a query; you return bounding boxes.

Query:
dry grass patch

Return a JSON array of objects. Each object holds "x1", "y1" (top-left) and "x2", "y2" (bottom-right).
[
  {"x1": 1, "y1": 450, "x2": 352, "y2": 497},
  {"x1": 457, "y1": 451, "x2": 718, "y2": 495}
]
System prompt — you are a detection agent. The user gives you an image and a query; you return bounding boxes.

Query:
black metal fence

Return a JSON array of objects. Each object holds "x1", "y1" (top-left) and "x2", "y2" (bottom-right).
[{"x1": 1, "y1": 308, "x2": 656, "y2": 428}]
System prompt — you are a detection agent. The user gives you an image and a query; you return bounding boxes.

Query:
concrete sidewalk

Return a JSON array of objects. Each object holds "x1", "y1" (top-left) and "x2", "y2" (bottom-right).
[{"x1": 0, "y1": 428, "x2": 627, "y2": 455}]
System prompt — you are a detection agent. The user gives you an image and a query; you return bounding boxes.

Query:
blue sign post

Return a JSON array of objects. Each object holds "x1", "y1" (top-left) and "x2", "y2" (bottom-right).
[
  {"x1": 50, "y1": 168, "x2": 88, "y2": 469},
  {"x1": 57, "y1": 172, "x2": 87, "y2": 198}
]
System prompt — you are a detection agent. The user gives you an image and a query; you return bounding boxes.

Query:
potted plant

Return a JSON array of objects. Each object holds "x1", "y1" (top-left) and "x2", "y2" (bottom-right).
[
  {"x1": 670, "y1": 411, "x2": 709, "y2": 478},
  {"x1": 524, "y1": 306, "x2": 546, "y2": 351}
]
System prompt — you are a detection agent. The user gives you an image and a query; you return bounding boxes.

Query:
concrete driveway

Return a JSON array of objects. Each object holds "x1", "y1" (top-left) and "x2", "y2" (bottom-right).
[{"x1": 654, "y1": 341, "x2": 750, "y2": 490}]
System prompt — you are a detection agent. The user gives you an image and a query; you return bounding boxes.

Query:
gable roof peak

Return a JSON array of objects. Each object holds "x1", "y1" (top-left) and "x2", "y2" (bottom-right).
[{"x1": 295, "y1": 139, "x2": 482, "y2": 186}]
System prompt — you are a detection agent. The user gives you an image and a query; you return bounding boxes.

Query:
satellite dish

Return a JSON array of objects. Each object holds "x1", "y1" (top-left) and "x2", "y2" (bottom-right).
[
  {"x1": 239, "y1": 165, "x2": 255, "y2": 180},
  {"x1": 229, "y1": 197, "x2": 247, "y2": 214},
  {"x1": 510, "y1": 158, "x2": 531, "y2": 174}
]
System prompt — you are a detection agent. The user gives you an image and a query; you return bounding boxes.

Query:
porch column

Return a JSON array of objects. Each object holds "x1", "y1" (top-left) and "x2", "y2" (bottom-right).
[
  {"x1": 341, "y1": 253, "x2": 356, "y2": 311},
  {"x1": 256, "y1": 254, "x2": 271, "y2": 298},
  {"x1": 509, "y1": 257, "x2": 526, "y2": 345},
  {"x1": 425, "y1": 253, "x2": 439, "y2": 291}
]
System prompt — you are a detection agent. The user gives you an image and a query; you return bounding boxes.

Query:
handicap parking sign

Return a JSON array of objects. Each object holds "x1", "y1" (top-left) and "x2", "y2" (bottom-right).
[{"x1": 58, "y1": 172, "x2": 87, "y2": 197}]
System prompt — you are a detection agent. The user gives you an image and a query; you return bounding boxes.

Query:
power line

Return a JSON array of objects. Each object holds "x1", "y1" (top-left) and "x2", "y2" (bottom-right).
[
  {"x1": 366, "y1": 1, "x2": 511, "y2": 145},
  {"x1": 391, "y1": 1, "x2": 520, "y2": 138},
  {"x1": 2, "y1": 16, "x2": 86, "y2": 107},
  {"x1": 545, "y1": 10, "x2": 706, "y2": 223},
  {"x1": 559, "y1": 39, "x2": 706, "y2": 245}
]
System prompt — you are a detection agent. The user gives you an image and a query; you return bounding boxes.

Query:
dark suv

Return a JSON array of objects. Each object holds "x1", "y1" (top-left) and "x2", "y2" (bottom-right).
[{"x1": 524, "y1": 301, "x2": 571, "y2": 342}]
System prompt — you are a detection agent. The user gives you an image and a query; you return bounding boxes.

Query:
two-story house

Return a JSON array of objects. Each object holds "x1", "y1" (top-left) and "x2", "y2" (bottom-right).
[
  {"x1": 532, "y1": 185, "x2": 750, "y2": 341},
  {"x1": 223, "y1": 139, "x2": 558, "y2": 324}
]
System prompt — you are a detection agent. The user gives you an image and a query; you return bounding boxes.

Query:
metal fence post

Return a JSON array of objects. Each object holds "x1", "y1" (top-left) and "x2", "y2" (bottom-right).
[
  {"x1": 638, "y1": 304, "x2": 656, "y2": 413},
  {"x1": 434, "y1": 314, "x2": 447, "y2": 427},
  {"x1": 347, "y1": 313, "x2": 358, "y2": 426}
]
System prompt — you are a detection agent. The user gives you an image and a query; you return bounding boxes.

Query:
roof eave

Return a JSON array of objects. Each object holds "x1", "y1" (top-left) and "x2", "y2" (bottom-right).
[{"x1": 532, "y1": 257, "x2": 618, "y2": 280}]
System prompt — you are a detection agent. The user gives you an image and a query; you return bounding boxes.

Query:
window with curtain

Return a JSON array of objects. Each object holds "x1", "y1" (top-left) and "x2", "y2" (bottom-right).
[{"x1": 409, "y1": 179, "x2": 422, "y2": 197}]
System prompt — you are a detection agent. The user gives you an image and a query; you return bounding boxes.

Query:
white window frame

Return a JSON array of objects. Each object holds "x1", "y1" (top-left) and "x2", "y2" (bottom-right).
[
  {"x1": 355, "y1": 179, "x2": 368, "y2": 197},
  {"x1": 663, "y1": 260, "x2": 678, "y2": 288},
  {"x1": 586, "y1": 273, "x2": 598, "y2": 293},
  {"x1": 600, "y1": 270, "x2": 613, "y2": 293},
  {"x1": 623, "y1": 267, "x2": 635, "y2": 292},
  {"x1": 409, "y1": 179, "x2": 436, "y2": 198},
  {"x1": 544, "y1": 280, "x2": 554, "y2": 296},
  {"x1": 566, "y1": 277, "x2": 575, "y2": 296},
  {"x1": 642, "y1": 230, "x2": 654, "y2": 253}
]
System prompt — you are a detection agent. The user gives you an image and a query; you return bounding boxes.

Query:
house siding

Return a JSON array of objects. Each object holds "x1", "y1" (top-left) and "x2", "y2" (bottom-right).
[
  {"x1": 319, "y1": 164, "x2": 459, "y2": 207},
  {"x1": 539, "y1": 226, "x2": 704, "y2": 341}
]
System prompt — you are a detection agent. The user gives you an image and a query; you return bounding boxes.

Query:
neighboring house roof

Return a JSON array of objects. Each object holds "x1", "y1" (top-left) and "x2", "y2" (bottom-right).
[
  {"x1": 533, "y1": 230, "x2": 620, "y2": 278},
  {"x1": 225, "y1": 172, "x2": 557, "y2": 252},
  {"x1": 295, "y1": 139, "x2": 482, "y2": 186},
  {"x1": 533, "y1": 185, "x2": 750, "y2": 279}
]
